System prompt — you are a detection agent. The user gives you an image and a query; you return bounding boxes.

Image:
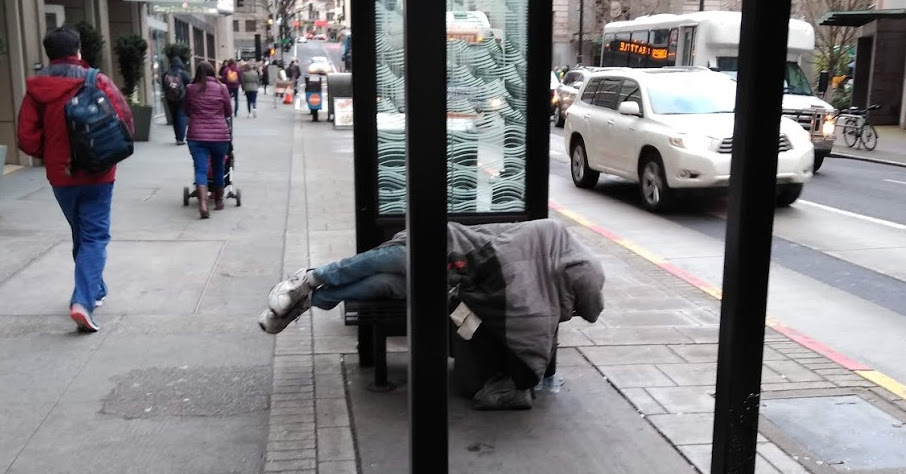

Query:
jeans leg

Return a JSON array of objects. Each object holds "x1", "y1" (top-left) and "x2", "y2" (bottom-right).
[
  {"x1": 175, "y1": 102, "x2": 187, "y2": 142},
  {"x1": 249, "y1": 91, "x2": 258, "y2": 110},
  {"x1": 53, "y1": 186, "x2": 82, "y2": 260},
  {"x1": 231, "y1": 89, "x2": 239, "y2": 116},
  {"x1": 58, "y1": 184, "x2": 113, "y2": 312},
  {"x1": 311, "y1": 273, "x2": 407, "y2": 310},
  {"x1": 208, "y1": 142, "x2": 227, "y2": 188},
  {"x1": 187, "y1": 141, "x2": 210, "y2": 186},
  {"x1": 312, "y1": 245, "x2": 406, "y2": 288},
  {"x1": 245, "y1": 92, "x2": 252, "y2": 113}
]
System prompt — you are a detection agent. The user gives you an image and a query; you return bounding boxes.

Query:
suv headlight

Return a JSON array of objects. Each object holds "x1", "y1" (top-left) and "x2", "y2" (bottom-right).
[{"x1": 669, "y1": 134, "x2": 717, "y2": 152}]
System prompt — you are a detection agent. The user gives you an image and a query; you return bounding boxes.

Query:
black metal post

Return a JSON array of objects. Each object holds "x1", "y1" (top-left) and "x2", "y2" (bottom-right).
[
  {"x1": 710, "y1": 0, "x2": 792, "y2": 472},
  {"x1": 577, "y1": 0, "x2": 584, "y2": 64},
  {"x1": 403, "y1": 0, "x2": 448, "y2": 472},
  {"x1": 527, "y1": 0, "x2": 553, "y2": 220},
  {"x1": 699, "y1": 0, "x2": 705, "y2": 11}
]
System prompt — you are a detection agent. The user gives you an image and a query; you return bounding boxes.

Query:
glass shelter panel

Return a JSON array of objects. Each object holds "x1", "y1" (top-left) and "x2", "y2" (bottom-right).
[{"x1": 375, "y1": 0, "x2": 531, "y2": 215}]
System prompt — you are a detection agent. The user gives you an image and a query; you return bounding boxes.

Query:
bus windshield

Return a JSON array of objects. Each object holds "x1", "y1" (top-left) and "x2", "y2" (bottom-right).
[
  {"x1": 647, "y1": 72, "x2": 737, "y2": 115},
  {"x1": 715, "y1": 58, "x2": 815, "y2": 96}
]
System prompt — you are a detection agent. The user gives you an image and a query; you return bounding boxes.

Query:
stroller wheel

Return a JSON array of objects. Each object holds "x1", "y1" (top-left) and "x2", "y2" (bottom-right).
[
  {"x1": 235, "y1": 188, "x2": 242, "y2": 207},
  {"x1": 183, "y1": 186, "x2": 190, "y2": 206}
]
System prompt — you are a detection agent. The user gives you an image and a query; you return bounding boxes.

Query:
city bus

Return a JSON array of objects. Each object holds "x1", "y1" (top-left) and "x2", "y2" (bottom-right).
[
  {"x1": 601, "y1": 11, "x2": 836, "y2": 169},
  {"x1": 446, "y1": 11, "x2": 494, "y2": 44}
]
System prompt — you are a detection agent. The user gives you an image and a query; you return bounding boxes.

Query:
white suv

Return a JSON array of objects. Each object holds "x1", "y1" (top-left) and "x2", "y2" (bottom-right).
[{"x1": 563, "y1": 68, "x2": 815, "y2": 212}]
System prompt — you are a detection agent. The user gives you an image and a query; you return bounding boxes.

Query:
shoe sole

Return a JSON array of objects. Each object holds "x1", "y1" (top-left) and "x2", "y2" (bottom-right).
[
  {"x1": 258, "y1": 295, "x2": 311, "y2": 334},
  {"x1": 71, "y1": 310, "x2": 99, "y2": 332}
]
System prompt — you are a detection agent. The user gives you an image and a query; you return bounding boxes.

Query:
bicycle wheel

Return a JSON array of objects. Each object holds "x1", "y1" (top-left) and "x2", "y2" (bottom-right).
[
  {"x1": 842, "y1": 117, "x2": 860, "y2": 147},
  {"x1": 860, "y1": 124, "x2": 878, "y2": 151}
]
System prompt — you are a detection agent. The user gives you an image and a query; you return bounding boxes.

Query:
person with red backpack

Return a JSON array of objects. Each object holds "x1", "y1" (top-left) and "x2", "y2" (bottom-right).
[
  {"x1": 17, "y1": 27, "x2": 134, "y2": 332},
  {"x1": 162, "y1": 56, "x2": 191, "y2": 145},
  {"x1": 220, "y1": 58, "x2": 241, "y2": 118}
]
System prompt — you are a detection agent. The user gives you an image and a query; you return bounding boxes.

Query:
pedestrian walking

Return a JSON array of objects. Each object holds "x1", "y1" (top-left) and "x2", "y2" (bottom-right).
[
  {"x1": 276, "y1": 62, "x2": 288, "y2": 98},
  {"x1": 287, "y1": 60, "x2": 302, "y2": 93},
  {"x1": 184, "y1": 60, "x2": 233, "y2": 219},
  {"x1": 260, "y1": 60, "x2": 270, "y2": 95},
  {"x1": 16, "y1": 27, "x2": 134, "y2": 332},
  {"x1": 241, "y1": 63, "x2": 260, "y2": 117},
  {"x1": 220, "y1": 58, "x2": 242, "y2": 117},
  {"x1": 162, "y1": 56, "x2": 191, "y2": 145}
]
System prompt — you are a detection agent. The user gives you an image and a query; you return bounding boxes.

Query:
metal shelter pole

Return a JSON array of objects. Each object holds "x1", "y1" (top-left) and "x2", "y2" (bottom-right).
[
  {"x1": 577, "y1": 0, "x2": 584, "y2": 64},
  {"x1": 403, "y1": 0, "x2": 449, "y2": 472},
  {"x1": 710, "y1": 0, "x2": 792, "y2": 471},
  {"x1": 527, "y1": 0, "x2": 553, "y2": 220}
]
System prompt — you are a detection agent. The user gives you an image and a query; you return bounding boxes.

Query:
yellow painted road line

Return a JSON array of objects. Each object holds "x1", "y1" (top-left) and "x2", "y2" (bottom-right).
[{"x1": 856, "y1": 370, "x2": 906, "y2": 399}]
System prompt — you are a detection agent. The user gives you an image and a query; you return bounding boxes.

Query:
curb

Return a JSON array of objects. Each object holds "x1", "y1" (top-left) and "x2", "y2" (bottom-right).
[
  {"x1": 829, "y1": 151, "x2": 906, "y2": 168},
  {"x1": 549, "y1": 200, "x2": 906, "y2": 400}
]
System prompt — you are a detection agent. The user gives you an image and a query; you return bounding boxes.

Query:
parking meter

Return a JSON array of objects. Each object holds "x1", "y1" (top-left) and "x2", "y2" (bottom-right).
[{"x1": 305, "y1": 75, "x2": 324, "y2": 121}]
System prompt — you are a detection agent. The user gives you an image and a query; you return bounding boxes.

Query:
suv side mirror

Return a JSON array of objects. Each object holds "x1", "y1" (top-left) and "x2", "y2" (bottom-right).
[
  {"x1": 818, "y1": 71, "x2": 830, "y2": 94},
  {"x1": 618, "y1": 101, "x2": 641, "y2": 117}
]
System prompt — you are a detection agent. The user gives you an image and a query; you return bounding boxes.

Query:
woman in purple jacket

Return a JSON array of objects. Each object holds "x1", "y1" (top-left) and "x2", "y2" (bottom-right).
[{"x1": 184, "y1": 61, "x2": 233, "y2": 219}]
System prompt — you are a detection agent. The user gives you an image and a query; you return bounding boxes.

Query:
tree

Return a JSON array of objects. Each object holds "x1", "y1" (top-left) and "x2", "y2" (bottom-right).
[
  {"x1": 113, "y1": 34, "x2": 148, "y2": 103},
  {"x1": 796, "y1": 0, "x2": 871, "y2": 82},
  {"x1": 75, "y1": 21, "x2": 105, "y2": 69}
]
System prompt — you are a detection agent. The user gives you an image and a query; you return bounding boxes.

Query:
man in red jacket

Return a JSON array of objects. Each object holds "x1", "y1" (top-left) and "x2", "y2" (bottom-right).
[{"x1": 17, "y1": 27, "x2": 134, "y2": 332}]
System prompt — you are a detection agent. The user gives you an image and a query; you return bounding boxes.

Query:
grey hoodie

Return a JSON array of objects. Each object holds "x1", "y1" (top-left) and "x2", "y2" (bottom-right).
[{"x1": 385, "y1": 218, "x2": 605, "y2": 382}]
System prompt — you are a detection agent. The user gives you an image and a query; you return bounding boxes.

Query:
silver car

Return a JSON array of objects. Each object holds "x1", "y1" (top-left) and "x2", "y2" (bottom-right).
[{"x1": 553, "y1": 67, "x2": 607, "y2": 128}]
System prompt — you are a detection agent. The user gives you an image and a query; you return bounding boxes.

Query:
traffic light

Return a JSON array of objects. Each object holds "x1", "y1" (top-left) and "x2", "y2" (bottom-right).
[{"x1": 268, "y1": 47, "x2": 276, "y2": 57}]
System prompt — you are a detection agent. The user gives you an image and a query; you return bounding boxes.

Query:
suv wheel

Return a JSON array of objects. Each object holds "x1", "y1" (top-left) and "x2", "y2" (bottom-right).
[
  {"x1": 776, "y1": 183, "x2": 803, "y2": 207},
  {"x1": 571, "y1": 139, "x2": 600, "y2": 188},
  {"x1": 553, "y1": 104, "x2": 565, "y2": 128},
  {"x1": 638, "y1": 153, "x2": 674, "y2": 212}
]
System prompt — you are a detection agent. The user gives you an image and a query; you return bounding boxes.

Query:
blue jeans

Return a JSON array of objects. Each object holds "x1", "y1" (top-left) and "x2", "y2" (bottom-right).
[
  {"x1": 229, "y1": 88, "x2": 239, "y2": 116},
  {"x1": 245, "y1": 91, "x2": 258, "y2": 113},
  {"x1": 168, "y1": 100, "x2": 187, "y2": 142},
  {"x1": 187, "y1": 140, "x2": 228, "y2": 188},
  {"x1": 311, "y1": 245, "x2": 407, "y2": 310},
  {"x1": 52, "y1": 183, "x2": 113, "y2": 313}
]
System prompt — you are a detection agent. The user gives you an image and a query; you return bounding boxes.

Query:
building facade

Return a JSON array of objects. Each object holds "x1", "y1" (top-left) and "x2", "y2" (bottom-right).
[
  {"x1": 1, "y1": 0, "x2": 234, "y2": 167},
  {"x1": 232, "y1": 0, "x2": 268, "y2": 60}
]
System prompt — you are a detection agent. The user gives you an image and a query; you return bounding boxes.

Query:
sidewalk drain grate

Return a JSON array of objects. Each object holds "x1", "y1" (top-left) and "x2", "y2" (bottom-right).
[{"x1": 761, "y1": 395, "x2": 906, "y2": 470}]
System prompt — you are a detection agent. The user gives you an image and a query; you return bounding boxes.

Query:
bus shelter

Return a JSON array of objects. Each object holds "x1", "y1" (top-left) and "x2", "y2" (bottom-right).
[{"x1": 349, "y1": 0, "x2": 794, "y2": 471}]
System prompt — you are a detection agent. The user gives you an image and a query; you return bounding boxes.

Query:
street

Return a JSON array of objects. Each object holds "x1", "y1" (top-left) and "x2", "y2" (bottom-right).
[
  {"x1": 289, "y1": 40, "x2": 344, "y2": 73},
  {"x1": 549, "y1": 126, "x2": 906, "y2": 384}
]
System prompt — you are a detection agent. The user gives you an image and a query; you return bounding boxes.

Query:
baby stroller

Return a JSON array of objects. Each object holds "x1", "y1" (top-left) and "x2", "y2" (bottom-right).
[{"x1": 182, "y1": 118, "x2": 242, "y2": 207}]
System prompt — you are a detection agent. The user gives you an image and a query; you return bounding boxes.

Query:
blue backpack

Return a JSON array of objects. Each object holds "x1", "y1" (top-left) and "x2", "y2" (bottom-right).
[{"x1": 65, "y1": 68, "x2": 134, "y2": 174}]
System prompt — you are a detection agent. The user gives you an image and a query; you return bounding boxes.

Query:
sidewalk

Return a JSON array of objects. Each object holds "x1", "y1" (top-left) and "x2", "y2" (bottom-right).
[
  {"x1": 0, "y1": 100, "x2": 296, "y2": 473},
  {"x1": 830, "y1": 125, "x2": 906, "y2": 167},
  {"x1": 2, "y1": 102, "x2": 906, "y2": 473}
]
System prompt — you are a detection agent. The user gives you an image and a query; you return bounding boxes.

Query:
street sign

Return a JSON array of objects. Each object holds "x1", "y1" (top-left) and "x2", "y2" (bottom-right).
[{"x1": 148, "y1": 0, "x2": 233, "y2": 15}]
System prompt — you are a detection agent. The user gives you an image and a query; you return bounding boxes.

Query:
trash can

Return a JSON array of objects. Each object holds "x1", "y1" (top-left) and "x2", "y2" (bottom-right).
[{"x1": 327, "y1": 72, "x2": 352, "y2": 124}]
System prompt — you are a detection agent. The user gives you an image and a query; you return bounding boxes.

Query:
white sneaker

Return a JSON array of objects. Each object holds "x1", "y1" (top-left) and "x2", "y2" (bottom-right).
[
  {"x1": 268, "y1": 268, "x2": 317, "y2": 316},
  {"x1": 252, "y1": 109, "x2": 257, "y2": 118},
  {"x1": 258, "y1": 294, "x2": 312, "y2": 334}
]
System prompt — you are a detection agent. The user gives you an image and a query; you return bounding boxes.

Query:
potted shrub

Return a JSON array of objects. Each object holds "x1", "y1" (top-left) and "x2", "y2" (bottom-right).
[
  {"x1": 113, "y1": 34, "x2": 152, "y2": 141},
  {"x1": 75, "y1": 21, "x2": 105, "y2": 69}
]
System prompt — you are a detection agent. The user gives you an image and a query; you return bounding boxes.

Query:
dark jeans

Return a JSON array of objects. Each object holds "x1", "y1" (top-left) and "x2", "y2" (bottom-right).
[
  {"x1": 187, "y1": 140, "x2": 229, "y2": 188},
  {"x1": 228, "y1": 88, "x2": 239, "y2": 116},
  {"x1": 245, "y1": 91, "x2": 258, "y2": 112},
  {"x1": 310, "y1": 245, "x2": 407, "y2": 310},
  {"x1": 52, "y1": 183, "x2": 114, "y2": 313},
  {"x1": 167, "y1": 100, "x2": 187, "y2": 142}
]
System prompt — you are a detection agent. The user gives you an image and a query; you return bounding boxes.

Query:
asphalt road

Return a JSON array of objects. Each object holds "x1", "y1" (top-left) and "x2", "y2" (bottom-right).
[
  {"x1": 548, "y1": 125, "x2": 906, "y2": 381},
  {"x1": 291, "y1": 40, "x2": 344, "y2": 74}
]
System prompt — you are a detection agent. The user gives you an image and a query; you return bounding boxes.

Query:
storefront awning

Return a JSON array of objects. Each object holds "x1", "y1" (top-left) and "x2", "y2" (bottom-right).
[{"x1": 819, "y1": 9, "x2": 906, "y2": 27}]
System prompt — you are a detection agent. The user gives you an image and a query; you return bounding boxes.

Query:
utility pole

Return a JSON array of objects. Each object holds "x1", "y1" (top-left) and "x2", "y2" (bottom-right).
[
  {"x1": 699, "y1": 0, "x2": 705, "y2": 11},
  {"x1": 577, "y1": 0, "x2": 584, "y2": 65}
]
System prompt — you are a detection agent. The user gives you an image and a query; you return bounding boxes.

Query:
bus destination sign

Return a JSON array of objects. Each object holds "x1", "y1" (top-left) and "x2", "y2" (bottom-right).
[{"x1": 610, "y1": 40, "x2": 669, "y2": 60}]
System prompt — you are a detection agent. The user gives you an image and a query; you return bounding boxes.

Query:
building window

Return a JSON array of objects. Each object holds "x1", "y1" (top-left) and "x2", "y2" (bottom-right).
[
  {"x1": 207, "y1": 34, "x2": 215, "y2": 63},
  {"x1": 326, "y1": 12, "x2": 335, "y2": 21},
  {"x1": 245, "y1": 20, "x2": 257, "y2": 31},
  {"x1": 233, "y1": 20, "x2": 240, "y2": 32},
  {"x1": 194, "y1": 27, "x2": 206, "y2": 64},
  {"x1": 313, "y1": 10, "x2": 320, "y2": 20},
  {"x1": 175, "y1": 20, "x2": 190, "y2": 45}
]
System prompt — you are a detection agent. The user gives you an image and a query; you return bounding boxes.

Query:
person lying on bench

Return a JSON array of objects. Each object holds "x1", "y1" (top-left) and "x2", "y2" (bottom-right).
[{"x1": 257, "y1": 218, "x2": 605, "y2": 407}]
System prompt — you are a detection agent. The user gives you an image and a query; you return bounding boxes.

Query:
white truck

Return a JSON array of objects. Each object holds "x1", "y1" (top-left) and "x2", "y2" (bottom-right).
[{"x1": 601, "y1": 11, "x2": 836, "y2": 171}]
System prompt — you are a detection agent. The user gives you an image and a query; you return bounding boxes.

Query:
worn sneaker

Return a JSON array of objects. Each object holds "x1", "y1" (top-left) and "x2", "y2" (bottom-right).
[
  {"x1": 258, "y1": 293, "x2": 312, "y2": 334},
  {"x1": 472, "y1": 375, "x2": 533, "y2": 411},
  {"x1": 268, "y1": 268, "x2": 317, "y2": 316},
  {"x1": 70, "y1": 304, "x2": 99, "y2": 332}
]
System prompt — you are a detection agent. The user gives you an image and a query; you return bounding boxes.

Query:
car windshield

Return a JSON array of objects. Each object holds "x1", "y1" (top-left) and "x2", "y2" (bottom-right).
[
  {"x1": 716, "y1": 58, "x2": 814, "y2": 96},
  {"x1": 311, "y1": 57, "x2": 329, "y2": 64},
  {"x1": 646, "y1": 72, "x2": 737, "y2": 115}
]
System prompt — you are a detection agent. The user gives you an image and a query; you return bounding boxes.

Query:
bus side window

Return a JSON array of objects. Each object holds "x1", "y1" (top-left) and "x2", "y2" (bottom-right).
[
  {"x1": 681, "y1": 26, "x2": 696, "y2": 66},
  {"x1": 601, "y1": 33, "x2": 615, "y2": 66},
  {"x1": 614, "y1": 32, "x2": 631, "y2": 67},
  {"x1": 629, "y1": 30, "x2": 648, "y2": 68}
]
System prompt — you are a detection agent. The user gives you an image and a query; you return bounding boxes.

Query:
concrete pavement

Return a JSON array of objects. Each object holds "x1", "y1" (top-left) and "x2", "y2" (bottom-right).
[{"x1": 2, "y1": 95, "x2": 906, "y2": 473}]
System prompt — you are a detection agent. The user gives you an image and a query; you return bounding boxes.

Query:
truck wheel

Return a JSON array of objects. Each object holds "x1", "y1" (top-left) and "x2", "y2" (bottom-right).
[
  {"x1": 776, "y1": 183, "x2": 803, "y2": 207},
  {"x1": 813, "y1": 151, "x2": 827, "y2": 173}
]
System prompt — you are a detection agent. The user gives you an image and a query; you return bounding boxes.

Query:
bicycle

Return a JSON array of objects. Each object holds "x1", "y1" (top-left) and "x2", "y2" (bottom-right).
[{"x1": 837, "y1": 104, "x2": 880, "y2": 151}]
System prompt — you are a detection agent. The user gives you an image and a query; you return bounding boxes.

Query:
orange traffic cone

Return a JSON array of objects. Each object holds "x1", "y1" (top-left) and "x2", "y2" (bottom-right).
[{"x1": 283, "y1": 90, "x2": 294, "y2": 105}]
